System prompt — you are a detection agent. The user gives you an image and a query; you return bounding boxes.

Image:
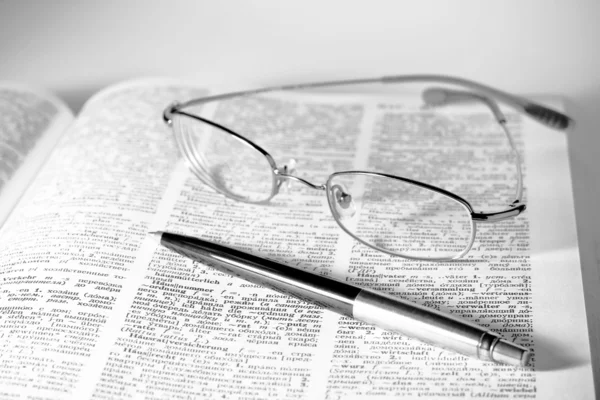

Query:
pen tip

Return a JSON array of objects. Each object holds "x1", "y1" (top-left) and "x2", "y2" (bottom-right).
[
  {"x1": 148, "y1": 231, "x2": 164, "y2": 244},
  {"x1": 521, "y1": 350, "x2": 533, "y2": 368},
  {"x1": 492, "y1": 339, "x2": 533, "y2": 368}
]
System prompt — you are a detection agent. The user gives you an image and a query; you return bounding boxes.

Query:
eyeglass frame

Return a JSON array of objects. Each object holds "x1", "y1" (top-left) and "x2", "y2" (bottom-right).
[{"x1": 162, "y1": 74, "x2": 572, "y2": 260}]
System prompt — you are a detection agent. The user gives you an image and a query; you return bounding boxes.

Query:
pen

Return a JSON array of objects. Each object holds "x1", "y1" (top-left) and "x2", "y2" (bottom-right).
[{"x1": 152, "y1": 231, "x2": 531, "y2": 367}]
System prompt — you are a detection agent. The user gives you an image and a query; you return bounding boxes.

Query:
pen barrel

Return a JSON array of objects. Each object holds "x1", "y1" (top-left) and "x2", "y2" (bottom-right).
[
  {"x1": 158, "y1": 232, "x2": 530, "y2": 367},
  {"x1": 158, "y1": 233, "x2": 361, "y2": 317},
  {"x1": 353, "y1": 289, "x2": 530, "y2": 367}
]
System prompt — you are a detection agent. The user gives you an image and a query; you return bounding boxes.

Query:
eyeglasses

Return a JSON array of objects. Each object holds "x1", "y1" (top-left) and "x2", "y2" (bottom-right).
[{"x1": 163, "y1": 75, "x2": 572, "y2": 261}]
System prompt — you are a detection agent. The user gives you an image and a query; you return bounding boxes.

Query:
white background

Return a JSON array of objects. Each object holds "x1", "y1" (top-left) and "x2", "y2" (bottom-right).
[{"x1": 1, "y1": 0, "x2": 599, "y2": 394}]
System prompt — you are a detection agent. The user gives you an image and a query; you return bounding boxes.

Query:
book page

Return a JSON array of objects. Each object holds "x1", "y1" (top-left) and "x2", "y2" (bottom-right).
[
  {"x1": 0, "y1": 81, "x2": 593, "y2": 400},
  {"x1": 0, "y1": 82, "x2": 74, "y2": 227},
  {"x1": 0, "y1": 79, "x2": 206, "y2": 399}
]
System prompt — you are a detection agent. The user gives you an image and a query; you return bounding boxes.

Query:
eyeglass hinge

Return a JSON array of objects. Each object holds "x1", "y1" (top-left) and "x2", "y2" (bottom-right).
[
  {"x1": 471, "y1": 204, "x2": 527, "y2": 222},
  {"x1": 163, "y1": 101, "x2": 180, "y2": 125}
]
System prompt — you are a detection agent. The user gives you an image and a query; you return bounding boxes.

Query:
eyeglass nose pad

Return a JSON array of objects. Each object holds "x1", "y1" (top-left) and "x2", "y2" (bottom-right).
[
  {"x1": 278, "y1": 158, "x2": 297, "y2": 192},
  {"x1": 330, "y1": 184, "x2": 356, "y2": 220}
]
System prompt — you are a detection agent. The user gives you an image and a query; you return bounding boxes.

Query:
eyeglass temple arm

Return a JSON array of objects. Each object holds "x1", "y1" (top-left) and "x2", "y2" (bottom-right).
[{"x1": 166, "y1": 74, "x2": 572, "y2": 130}]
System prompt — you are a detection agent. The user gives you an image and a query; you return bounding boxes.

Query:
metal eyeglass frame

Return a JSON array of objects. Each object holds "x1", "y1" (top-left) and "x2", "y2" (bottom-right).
[{"x1": 162, "y1": 74, "x2": 573, "y2": 261}]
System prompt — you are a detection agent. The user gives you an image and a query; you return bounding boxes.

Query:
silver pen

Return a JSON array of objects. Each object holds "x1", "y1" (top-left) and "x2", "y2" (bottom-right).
[{"x1": 152, "y1": 231, "x2": 531, "y2": 367}]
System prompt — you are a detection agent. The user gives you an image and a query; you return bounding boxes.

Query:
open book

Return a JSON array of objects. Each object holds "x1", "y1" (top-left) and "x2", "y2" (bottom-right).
[{"x1": 0, "y1": 79, "x2": 595, "y2": 399}]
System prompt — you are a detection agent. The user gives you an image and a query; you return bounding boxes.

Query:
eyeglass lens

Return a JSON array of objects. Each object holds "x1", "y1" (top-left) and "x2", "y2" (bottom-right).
[
  {"x1": 327, "y1": 173, "x2": 475, "y2": 260},
  {"x1": 174, "y1": 113, "x2": 276, "y2": 203}
]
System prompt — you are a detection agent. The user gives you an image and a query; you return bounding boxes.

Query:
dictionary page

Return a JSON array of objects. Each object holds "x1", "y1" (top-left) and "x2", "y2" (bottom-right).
[
  {"x1": 0, "y1": 79, "x2": 207, "y2": 399},
  {"x1": 0, "y1": 82, "x2": 593, "y2": 400},
  {"x1": 0, "y1": 82, "x2": 74, "y2": 227}
]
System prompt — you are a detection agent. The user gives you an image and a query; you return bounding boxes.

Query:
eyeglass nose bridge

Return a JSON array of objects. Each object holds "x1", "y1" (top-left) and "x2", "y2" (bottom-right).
[
  {"x1": 275, "y1": 160, "x2": 326, "y2": 192},
  {"x1": 276, "y1": 173, "x2": 326, "y2": 192}
]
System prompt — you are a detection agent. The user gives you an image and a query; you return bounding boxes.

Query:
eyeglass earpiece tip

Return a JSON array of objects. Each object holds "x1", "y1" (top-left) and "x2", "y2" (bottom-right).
[{"x1": 524, "y1": 104, "x2": 571, "y2": 130}]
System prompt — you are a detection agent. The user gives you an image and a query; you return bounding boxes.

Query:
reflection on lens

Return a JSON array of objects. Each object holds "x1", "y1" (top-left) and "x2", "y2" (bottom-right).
[
  {"x1": 173, "y1": 114, "x2": 275, "y2": 203},
  {"x1": 326, "y1": 172, "x2": 475, "y2": 260}
]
